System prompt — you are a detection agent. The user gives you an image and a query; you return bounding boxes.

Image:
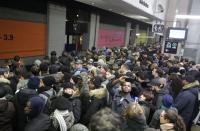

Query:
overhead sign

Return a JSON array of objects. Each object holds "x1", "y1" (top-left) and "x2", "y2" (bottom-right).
[
  {"x1": 164, "y1": 40, "x2": 178, "y2": 54},
  {"x1": 153, "y1": 24, "x2": 165, "y2": 34}
]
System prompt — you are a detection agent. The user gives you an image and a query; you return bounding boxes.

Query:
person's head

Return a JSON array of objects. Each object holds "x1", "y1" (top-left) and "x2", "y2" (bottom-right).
[
  {"x1": 148, "y1": 78, "x2": 164, "y2": 92},
  {"x1": 39, "y1": 62, "x2": 49, "y2": 74},
  {"x1": 162, "y1": 94, "x2": 173, "y2": 108},
  {"x1": 75, "y1": 60, "x2": 83, "y2": 69},
  {"x1": 139, "y1": 90, "x2": 154, "y2": 102},
  {"x1": 27, "y1": 76, "x2": 40, "y2": 90},
  {"x1": 124, "y1": 102, "x2": 145, "y2": 120},
  {"x1": 119, "y1": 64, "x2": 130, "y2": 75},
  {"x1": 89, "y1": 107, "x2": 121, "y2": 131},
  {"x1": 63, "y1": 82, "x2": 75, "y2": 98},
  {"x1": 24, "y1": 96, "x2": 45, "y2": 119},
  {"x1": 121, "y1": 81, "x2": 132, "y2": 93},
  {"x1": 160, "y1": 109, "x2": 186, "y2": 131},
  {"x1": 42, "y1": 76, "x2": 56, "y2": 88},
  {"x1": 89, "y1": 76, "x2": 103, "y2": 90},
  {"x1": 182, "y1": 75, "x2": 196, "y2": 86},
  {"x1": 0, "y1": 67, "x2": 10, "y2": 78},
  {"x1": 14, "y1": 55, "x2": 21, "y2": 62},
  {"x1": 152, "y1": 67, "x2": 164, "y2": 78},
  {"x1": 31, "y1": 65, "x2": 40, "y2": 76}
]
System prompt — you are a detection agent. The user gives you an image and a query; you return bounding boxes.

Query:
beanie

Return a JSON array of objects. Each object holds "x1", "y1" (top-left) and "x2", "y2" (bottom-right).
[
  {"x1": 28, "y1": 76, "x2": 40, "y2": 89},
  {"x1": 29, "y1": 96, "x2": 45, "y2": 118},
  {"x1": 162, "y1": 94, "x2": 173, "y2": 108}
]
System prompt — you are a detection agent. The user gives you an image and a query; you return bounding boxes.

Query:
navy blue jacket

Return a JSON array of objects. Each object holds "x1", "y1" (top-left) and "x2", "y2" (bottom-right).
[{"x1": 173, "y1": 81, "x2": 199, "y2": 126}]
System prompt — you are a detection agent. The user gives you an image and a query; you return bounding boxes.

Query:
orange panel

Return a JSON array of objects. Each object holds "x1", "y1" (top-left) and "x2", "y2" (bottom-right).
[{"x1": 0, "y1": 19, "x2": 47, "y2": 59}]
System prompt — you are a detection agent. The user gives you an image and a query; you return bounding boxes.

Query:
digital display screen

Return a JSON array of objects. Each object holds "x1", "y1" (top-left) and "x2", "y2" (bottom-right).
[{"x1": 167, "y1": 28, "x2": 188, "y2": 41}]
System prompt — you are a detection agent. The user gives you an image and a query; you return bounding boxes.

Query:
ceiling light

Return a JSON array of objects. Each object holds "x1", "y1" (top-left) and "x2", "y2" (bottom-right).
[
  {"x1": 136, "y1": 33, "x2": 140, "y2": 36},
  {"x1": 91, "y1": 2, "x2": 95, "y2": 5},
  {"x1": 130, "y1": 15, "x2": 149, "y2": 20},
  {"x1": 109, "y1": 8, "x2": 113, "y2": 11},
  {"x1": 76, "y1": 14, "x2": 79, "y2": 17},
  {"x1": 176, "y1": 15, "x2": 200, "y2": 19},
  {"x1": 121, "y1": 12, "x2": 124, "y2": 15}
]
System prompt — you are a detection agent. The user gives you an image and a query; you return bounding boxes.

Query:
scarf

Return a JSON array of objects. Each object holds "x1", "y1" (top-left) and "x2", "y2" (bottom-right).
[{"x1": 53, "y1": 109, "x2": 68, "y2": 131}]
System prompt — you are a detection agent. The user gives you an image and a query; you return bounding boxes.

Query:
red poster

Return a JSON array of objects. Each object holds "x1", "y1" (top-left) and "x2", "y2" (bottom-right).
[{"x1": 98, "y1": 28, "x2": 125, "y2": 48}]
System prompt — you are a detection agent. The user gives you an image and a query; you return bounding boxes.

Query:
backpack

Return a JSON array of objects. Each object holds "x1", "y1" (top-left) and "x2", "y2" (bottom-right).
[{"x1": 39, "y1": 89, "x2": 56, "y2": 115}]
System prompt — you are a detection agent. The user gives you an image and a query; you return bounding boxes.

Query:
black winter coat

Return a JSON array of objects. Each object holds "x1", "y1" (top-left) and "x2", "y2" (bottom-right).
[{"x1": 0, "y1": 100, "x2": 15, "y2": 131}]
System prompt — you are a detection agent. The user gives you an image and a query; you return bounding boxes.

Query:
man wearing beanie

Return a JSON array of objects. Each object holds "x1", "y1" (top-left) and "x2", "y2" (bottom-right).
[
  {"x1": 14, "y1": 76, "x2": 39, "y2": 131},
  {"x1": 24, "y1": 96, "x2": 50, "y2": 131},
  {"x1": 0, "y1": 86, "x2": 15, "y2": 131}
]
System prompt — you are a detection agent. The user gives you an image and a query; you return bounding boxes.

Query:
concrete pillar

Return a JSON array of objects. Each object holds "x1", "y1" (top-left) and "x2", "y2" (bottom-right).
[
  {"x1": 94, "y1": 15, "x2": 100, "y2": 49},
  {"x1": 88, "y1": 13, "x2": 100, "y2": 49},
  {"x1": 88, "y1": 13, "x2": 96, "y2": 50},
  {"x1": 125, "y1": 22, "x2": 131, "y2": 47}
]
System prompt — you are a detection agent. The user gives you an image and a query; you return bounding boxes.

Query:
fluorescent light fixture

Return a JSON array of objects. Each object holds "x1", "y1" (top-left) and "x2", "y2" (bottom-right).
[
  {"x1": 176, "y1": 15, "x2": 200, "y2": 19},
  {"x1": 130, "y1": 15, "x2": 149, "y2": 20},
  {"x1": 136, "y1": 33, "x2": 140, "y2": 36}
]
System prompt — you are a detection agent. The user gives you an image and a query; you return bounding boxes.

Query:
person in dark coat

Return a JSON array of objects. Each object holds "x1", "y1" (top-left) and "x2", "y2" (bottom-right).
[
  {"x1": 14, "y1": 76, "x2": 39, "y2": 131},
  {"x1": 81, "y1": 76, "x2": 107, "y2": 125},
  {"x1": 24, "y1": 96, "x2": 50, "y2": 131},
  {"x1": 172, "y1": 75, "x2": 199, "y2": 131},
  {"x1": 62, "y1": 82, "x2": 82, "y2": 123},
  {"x1": 0, "y1": 85, "x2": 15, "y2": 131},
  {"x1": 148, "y1": 78, "x2": 169, "y2": 109}
]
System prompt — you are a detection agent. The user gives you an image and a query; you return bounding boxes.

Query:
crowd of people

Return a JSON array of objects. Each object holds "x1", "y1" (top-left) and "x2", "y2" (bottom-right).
[{"x1": 0, "y1": 45, "x2": 199, "y2": 131}]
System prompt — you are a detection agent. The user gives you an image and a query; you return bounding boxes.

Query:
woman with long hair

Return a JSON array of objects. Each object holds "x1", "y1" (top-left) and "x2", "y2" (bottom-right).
[{"x1": 160, "y1": 109, "x2": 186, "y2": 131}]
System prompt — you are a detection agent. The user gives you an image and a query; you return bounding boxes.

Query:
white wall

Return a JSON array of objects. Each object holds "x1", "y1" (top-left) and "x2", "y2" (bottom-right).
[{"x1": 47, "y1": 3, "x2": 66, "y2": 56}]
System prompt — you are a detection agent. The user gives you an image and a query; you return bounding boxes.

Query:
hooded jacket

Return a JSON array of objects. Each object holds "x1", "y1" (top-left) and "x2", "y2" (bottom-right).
[
  {"x1": 173, "y1": 81, "x2": 199, "y2": 126},
  {"x1": 0, "y1": 99, "x2": 15, "y2": 131},
  {"x1": 81, "y1": 87, "x2": 108, "y2": 125}
]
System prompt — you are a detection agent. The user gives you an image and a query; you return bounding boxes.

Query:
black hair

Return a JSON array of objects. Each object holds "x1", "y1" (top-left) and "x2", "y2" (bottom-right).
[
  {"x1": 164, "y1": 109, "x2": 186, "y2": 131},
  {"x1": 31, "y1": 65, "x2": 40, "y2": 76}
]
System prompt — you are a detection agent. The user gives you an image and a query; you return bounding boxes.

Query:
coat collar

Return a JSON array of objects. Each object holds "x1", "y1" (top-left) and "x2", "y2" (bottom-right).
[{"x1": 183, "y1": 81, "x2": 199, "y2": 90}]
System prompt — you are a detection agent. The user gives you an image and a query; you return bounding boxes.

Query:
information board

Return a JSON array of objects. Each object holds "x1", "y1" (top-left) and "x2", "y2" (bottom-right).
[{"x1": 164, "y1": 41, "x2": 178, "y2": 54}]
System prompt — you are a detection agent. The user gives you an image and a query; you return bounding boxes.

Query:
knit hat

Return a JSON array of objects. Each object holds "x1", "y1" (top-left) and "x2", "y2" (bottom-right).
[
  {"x1": 29, "y1": 96, "x2": 45, "y2": 118},
  {"x1": 28, "y1": 76, "x2": 40, "y2": 89},
  {"x1": 162, "y1": 94, "x2": 173, "y2": 108},
  {"x1": 70, "y1": 124, "x2": 89, "y2": 131},
  {"x1": 42, "y1": 76, "x2": 56, "y2": 87}
]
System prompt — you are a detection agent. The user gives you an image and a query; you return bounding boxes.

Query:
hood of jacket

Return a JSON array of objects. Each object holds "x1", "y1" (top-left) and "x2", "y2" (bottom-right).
[
  {"x1": 0, "y1": 77, "x2": 10, "y2": 84},
  {"x1": 89, "y1": 87, "x2": 107, "y2": 99},
  {"x1": 183, "y1": 80, "x2": 199, "y2": 90}
]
